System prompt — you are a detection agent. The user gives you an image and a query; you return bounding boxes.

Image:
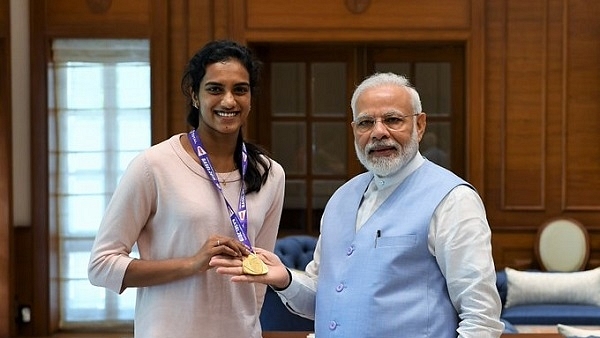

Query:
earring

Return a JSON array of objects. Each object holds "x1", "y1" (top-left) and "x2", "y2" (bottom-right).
[{"x1": 193, "y1": 102, "x2": 199, "y2": 109}]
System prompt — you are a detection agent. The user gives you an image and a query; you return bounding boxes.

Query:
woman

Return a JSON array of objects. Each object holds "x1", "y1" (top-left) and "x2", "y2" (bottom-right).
[{"x1": 88, "y1": 40, "x2": 285, "y2": 338}]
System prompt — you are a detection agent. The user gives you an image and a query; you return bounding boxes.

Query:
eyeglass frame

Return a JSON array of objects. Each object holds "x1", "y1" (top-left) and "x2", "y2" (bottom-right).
[{"x1": 351, "y1": 112, "x2": 421, "y2": 133}]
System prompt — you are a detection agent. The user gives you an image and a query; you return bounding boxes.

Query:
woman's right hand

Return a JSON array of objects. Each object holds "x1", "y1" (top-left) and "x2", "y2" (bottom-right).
[
  {"x1": 121, "y1": 234, "x2": 249, "y2": 290},
  {"x1": 191, "y1": 235, "x2": 250, "y2": 273}
]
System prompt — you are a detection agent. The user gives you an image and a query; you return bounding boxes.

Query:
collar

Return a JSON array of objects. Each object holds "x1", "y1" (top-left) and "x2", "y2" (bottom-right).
[{"x1": 372, "y1": 152, "x2": 425, "y2": 191}]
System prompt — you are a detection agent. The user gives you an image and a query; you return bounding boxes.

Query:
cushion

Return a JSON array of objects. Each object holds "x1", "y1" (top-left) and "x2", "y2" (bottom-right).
[
  {"x1": 557, "y1": 324, "x2": 600, "y2": 338},
  {"x1": 273, "y1": 235, "x2": 318, "y2": 270},
  {"x1": 502, "y1": 304, "x2": 600, "y2": 325},
  {"x1": 495, "y1": 270, "x2": 508, "y2": 305},
  {"x1": 501, "y1": 318, "x2": 519, "y2": 333},
  {"x1": 504, "y1": 267, "x2": 600, "y2": 308}
]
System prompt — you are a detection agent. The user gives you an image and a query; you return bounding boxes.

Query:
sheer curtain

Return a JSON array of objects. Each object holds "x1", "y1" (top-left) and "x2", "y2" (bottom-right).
[{"x1": 48, "y1": 39, "x2": 150, "y2": 328}]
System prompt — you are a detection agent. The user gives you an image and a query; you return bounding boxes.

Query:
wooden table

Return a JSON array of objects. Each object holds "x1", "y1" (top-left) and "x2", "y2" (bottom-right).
[{"x1": 263, "y1": 332, "x2": 562, "y2": 338}]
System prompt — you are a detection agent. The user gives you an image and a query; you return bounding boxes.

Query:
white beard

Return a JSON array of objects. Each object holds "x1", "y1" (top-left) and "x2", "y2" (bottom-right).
[{"x1": 354, "y1": 127, "x2": 420, "y2": 177}]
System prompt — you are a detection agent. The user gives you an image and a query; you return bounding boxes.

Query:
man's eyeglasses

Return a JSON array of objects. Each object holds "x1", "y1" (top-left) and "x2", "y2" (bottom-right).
[{"x1": 352, "y1": 113, "x2": 420, "y2": 133}]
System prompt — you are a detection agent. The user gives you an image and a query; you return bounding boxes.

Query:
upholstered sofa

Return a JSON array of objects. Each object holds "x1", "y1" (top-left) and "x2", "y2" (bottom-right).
[
  {"x1": 260, "y1": 235, "x2": 317, "y2": 331},
  {"x1": 496, "y1": 268, "x2": 600, "y2": 326}
]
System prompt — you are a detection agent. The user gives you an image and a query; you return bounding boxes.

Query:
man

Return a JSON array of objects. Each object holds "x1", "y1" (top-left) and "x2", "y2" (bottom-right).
[{"x1": 211, "y1": 72, "x2": 504, "y2": 337}]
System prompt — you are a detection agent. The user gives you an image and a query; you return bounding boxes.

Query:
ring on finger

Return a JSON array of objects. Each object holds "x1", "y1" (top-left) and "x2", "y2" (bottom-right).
[{"x1": 217, "y1": 240, "x2": 220, "y2": 246}]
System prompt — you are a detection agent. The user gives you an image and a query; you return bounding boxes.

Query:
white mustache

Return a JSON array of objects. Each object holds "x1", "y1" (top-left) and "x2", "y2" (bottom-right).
[{"x1": 365, "y1": 141, "x2": 400, "y2": 153}]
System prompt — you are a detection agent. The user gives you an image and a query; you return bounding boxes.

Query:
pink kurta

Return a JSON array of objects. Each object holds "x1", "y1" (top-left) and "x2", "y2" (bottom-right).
[{"x1": 88, "y1": 134, "x2": 285, "y2": 338}]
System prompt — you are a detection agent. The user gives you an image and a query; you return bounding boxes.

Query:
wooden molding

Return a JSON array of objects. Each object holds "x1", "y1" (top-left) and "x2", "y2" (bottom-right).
[
  {"x1": 86, "y1": 0, "x2": 113, "y2": 14},
  {"x1": 345, "y1": 0, "x2": 371, "y2": 14}
]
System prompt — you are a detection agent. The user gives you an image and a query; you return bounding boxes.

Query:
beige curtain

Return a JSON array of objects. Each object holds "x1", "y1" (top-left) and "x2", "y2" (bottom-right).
[{"x1": 49, "y1": 39, "x2": 149, "y2": 329}]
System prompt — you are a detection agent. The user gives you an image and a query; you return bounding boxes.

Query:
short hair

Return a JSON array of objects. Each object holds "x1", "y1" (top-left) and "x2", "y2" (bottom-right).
[{"x1": 350, "y1": 72, "x2": 422, "y2": 118}]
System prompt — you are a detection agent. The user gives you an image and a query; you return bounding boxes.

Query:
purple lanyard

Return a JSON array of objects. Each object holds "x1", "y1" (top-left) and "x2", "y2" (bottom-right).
[{"x1": 187, "y1": 130, "x2": 253, "y2": 252}]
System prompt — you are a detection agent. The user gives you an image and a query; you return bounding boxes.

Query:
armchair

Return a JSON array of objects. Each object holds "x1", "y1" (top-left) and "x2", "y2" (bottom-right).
[{"x1": 260, "y1": 235, "x2": 318, "y2": 331}]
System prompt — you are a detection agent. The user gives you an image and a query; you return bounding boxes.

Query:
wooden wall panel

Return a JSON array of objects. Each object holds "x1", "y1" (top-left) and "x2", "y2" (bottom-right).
[
  {"x1": 165, "y1": 0, "x2": 220, "y2": 136},
  {"x1": 0, "y1": 42, "x2": 11, "y2": 338},
  {"x1": 245, "y1": 0, "x2": 471, "y2": 30},
  {"x1": 165, "y1": 1, "x2": 191, "y2": 136},
  {"x1": 484, "y1": 0, "x2": 507, "y2": 220},
  {"x1": 544, "y1": 0, "x2": 568, "y2": 213},
  {"x1": 0, "y1": 0, "x2": 11, "y2": 336},
  {"x1": 486, "y1": 0, "x2": 600, "y2": 268},
  {"x1": 484, "y1": 0, "x2": 598, "y2": 222},
  {"x1": 243, "y1": 0, "x2": 472, "y2": 41},
  {"x1": 563, "y1": 0, "x2": 600, "y2": 210},
  {"x1": 588, "y1": 230, "x2": 600, "y2": 267},
  {"x1": 187, "y1": 0, "x2": 214, "y2": 53},
  {"x1": 502, "y1": 0, "x2": 546, "y2": 209},
  {"x1": 45, "y1": 0, "x2": 150, "y2": 36},
  {"x1": 466, "y1": 0, "x2": 486, "y2": 193},
  {"x1": 0, "y1": 0, "x2": 7, "y2": 31},
  {"x1": 492, "y1": 230, "x2": 537, "y2": 270}
]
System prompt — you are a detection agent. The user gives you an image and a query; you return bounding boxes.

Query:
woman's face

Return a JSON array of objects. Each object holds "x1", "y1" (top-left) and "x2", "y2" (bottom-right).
[{"x1": 195, "y1": 59, "x2": 251, "y2": 135}]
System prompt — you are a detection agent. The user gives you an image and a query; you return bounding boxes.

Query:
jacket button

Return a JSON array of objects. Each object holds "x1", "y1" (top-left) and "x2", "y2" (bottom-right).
[{"x1": 346, "y1": 246, "x2": 354, "y2": 255}]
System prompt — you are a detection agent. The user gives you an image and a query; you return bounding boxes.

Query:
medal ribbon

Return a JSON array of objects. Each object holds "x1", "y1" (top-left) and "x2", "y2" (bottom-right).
[{"x1": 187, "y1": 130, "x2": 253, "y2": 252}]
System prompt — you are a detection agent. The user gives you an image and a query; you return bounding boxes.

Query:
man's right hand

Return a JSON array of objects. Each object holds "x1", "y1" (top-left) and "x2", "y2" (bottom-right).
[{"x1": 209, "y1": 247, "x2": 291, "y2": 289}]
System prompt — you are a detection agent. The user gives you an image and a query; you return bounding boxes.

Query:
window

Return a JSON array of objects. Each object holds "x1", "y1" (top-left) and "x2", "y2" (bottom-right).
[
  {"x1": 255, "y1": 45, "x2": 354, "y2": 235},
  {"x1": 48, "y1": 39, "x2": 150, "y2": 328}
]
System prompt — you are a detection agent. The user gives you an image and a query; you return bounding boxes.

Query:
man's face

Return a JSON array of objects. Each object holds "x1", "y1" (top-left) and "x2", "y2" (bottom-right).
[{"x1": 351, "y1": 85, "x2": 426, "y2": 176}]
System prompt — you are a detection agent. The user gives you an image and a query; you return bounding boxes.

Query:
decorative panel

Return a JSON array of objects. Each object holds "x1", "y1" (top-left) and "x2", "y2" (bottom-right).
[
  {"x1": 502, "y1": 0, "x2": 546, "y2": 209},
  {"x1": 46, "y1": 0, "x2": 150, "y2": 33},
  {"x1": 492, "y1": 230, "x2": 537, "y2": 270},
  {"x1": 563, "y1": 0, "x2": 600, "y2": 210},
  {"x1": 483, "y1": 0, "x2": 600, "y2": 228},
  {"x1": 245, "y1": 0, "x2": 471, "y2": 31}
]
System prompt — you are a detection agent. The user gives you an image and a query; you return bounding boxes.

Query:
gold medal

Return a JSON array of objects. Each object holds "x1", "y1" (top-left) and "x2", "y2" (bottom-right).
[{"x1": 242, "y1": 253, "x2": 269, "y2": 275}]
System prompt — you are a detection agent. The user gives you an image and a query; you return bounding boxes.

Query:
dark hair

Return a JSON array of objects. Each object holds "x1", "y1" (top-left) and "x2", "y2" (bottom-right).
[{"x1": 181, "y1": 40, "x2": 271, "y2": 193}]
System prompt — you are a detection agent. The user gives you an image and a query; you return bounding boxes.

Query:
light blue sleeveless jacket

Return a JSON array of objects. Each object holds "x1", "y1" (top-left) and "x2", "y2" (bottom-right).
[{"x1": 315, "y1": 160, "x2": 470, "y2": 338}]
